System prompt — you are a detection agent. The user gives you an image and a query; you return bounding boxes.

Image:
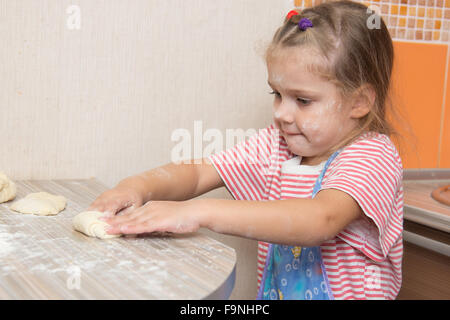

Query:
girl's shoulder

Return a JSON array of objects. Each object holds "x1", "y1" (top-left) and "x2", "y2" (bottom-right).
[
  {"x1": 350, "y1": 131, "x2": 399, "y2": 153},
  {"x1": 340, "y1": 131, "x2": 403, "y2": 171}
]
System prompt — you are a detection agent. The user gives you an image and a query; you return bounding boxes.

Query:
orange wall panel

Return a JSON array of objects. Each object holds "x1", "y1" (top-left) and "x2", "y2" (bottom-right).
[
  {"x1": 439, "y1": 49, "x2": 450, "y2": 168},
  {"x1": 390, "y1": 42, "x2": 447, "y2": 169}
]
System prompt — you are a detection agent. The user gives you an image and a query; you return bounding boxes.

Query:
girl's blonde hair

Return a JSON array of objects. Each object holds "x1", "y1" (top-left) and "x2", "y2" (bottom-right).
[{"x1": 265, "y1": 0, "x2": 413, "y2": 156}]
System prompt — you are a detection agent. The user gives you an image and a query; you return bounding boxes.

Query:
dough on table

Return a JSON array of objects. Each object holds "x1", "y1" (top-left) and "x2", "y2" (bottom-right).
[
  {"x1": 0, "y1": 172, "x2": 17, "y2": 203},
  {"x1": 72, "y1": 211, "x2": 121, "y2": 239},
  {"x1": 10, "y1": 192, "x2": 66, "y2": 216}
]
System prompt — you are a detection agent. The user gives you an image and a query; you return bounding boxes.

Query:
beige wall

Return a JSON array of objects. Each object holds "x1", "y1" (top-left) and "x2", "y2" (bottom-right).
[{"x1": 0, "y1": 0, "x2": 293, "y2": 299}]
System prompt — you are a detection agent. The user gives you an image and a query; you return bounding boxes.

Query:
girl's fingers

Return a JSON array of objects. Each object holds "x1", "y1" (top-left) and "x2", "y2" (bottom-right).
[
  {"x1": 116, "y1": 205, "x2": 136, "y2": 216},
  {"x1": 106, "y1": 213, "x2": 169, "y2": 235},
  {"x1": 90, "y1": 198, "x2": 135, "y2": 219},
  {"x1": 103, "y1": 201, "x2": 175, "y2": 235},
  {"x1": 101, "y1": 204, "x2": 150, "y2": 225},
  {"x1": 101, "y1": 199, "x2": 134, "y2": 217},
  {"x1": 104, "y1": 224, "x2": 122, "y2": 235},
  {"x1": 112, "y1": 221, "x2": 158, "y2": 235},
  {"x1": 107, "y1": 211, "x2": 157, "y2": 233}
]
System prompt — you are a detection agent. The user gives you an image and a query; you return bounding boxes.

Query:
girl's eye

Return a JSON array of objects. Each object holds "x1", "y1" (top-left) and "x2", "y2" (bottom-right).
[
  {"x1": 269, "y1": 91, "x2": 281, "y2": 98},
  {"x1": 297, "y1": 97, "x2": 312, "y2": 106},
  {"x1": 269, "y1": 91, "x2": 312, "y2": 106}
]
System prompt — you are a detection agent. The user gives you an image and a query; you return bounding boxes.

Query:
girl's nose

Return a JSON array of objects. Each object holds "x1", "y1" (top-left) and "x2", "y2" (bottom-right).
[{"x1": 274, "y1": 101, "x2": 295, "y2": 123}]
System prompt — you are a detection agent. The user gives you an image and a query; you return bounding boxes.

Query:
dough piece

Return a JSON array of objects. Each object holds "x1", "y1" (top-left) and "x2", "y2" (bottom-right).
[
  {"x1": 10, "y1": 192, "x2": 66, "y2": 216},
  {"x1": 72, "y1": 211, "x2": 121, "y2": 239},
  {"x1": 0, "y1": 172, "x2": 17, "y2": 203}
]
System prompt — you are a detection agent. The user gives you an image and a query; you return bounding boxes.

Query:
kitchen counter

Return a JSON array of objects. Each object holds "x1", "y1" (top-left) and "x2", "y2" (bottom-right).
[
  {"x1": 403, "y1": 169, "x2": 450, "y2": 234},
  {"x1": 0, "y1": 179, "x2": 236, "y2": 299},
  {"x1": 398, "y1": 169, "x2": 450, "y2": 300},
  {"x1": 403, "y1": 169, "x2": 450, "y2": 256}
]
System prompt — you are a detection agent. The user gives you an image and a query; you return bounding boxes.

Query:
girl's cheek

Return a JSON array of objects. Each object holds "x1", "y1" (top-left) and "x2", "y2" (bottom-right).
[
  {"x1": 273, "y1": 105, "x2": 282, "y2": 119},
  {"x1": 300, "y1": 119, "x2": 321, "y2": 135},
  {"x1": 311, "y1": 101, "x2": 339, "y2": 126},
  {"x1": 300, "y1": 110, "x2": 331, "y2": 140}
]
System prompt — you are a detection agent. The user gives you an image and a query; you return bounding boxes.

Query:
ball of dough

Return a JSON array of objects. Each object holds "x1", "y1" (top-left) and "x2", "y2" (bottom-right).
[
  {"x1": 72, "y1": 211, "x2": 121, "y2": 239},
  {"x1": 0, "y1": 172, "x2": 17, "y2": 203},
  {"x1": 9, "y1": 192, "x2": 66, "y2": 216}
]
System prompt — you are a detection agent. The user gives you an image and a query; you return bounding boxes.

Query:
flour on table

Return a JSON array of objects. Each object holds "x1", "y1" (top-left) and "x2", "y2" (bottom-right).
[
  {"x1": 0, "y1": 172, "x2": 16, "y2": 203},
  {"x1": 9, "y1": 192, "x2": 66, "y2": 216},
  {"x1": 72, "y1": 211, "x2": 121, "y2": 239}
]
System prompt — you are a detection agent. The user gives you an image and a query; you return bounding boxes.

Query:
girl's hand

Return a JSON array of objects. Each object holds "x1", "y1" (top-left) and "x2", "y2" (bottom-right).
[
  {"x1": 87, "y1": 186, "x2": 144, "y2": 217},
  {"x1": 101, "y1": 200, "x2": 205, "y2": 235}
]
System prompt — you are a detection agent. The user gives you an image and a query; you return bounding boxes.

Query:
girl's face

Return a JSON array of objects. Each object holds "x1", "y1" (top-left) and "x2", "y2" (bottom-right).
[{"x1": 267, "y1": 47, "x2": 358, "y2": 165}]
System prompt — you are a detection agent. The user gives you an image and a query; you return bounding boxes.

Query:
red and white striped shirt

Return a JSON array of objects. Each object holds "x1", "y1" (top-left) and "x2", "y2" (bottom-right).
[{"x1": 208, "y1": 123, "x2": 403, "y2": 300}]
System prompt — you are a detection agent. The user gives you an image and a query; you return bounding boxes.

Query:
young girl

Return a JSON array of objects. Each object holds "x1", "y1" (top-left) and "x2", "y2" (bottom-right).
[{"x1": 90, "y1": 1, "x2": 403, "y2": 300}]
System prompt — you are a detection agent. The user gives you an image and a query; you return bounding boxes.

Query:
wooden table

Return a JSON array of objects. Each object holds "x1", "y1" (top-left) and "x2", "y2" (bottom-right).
[{"x1": 0, "y1": 179, "x2": 236, "y2": 299}]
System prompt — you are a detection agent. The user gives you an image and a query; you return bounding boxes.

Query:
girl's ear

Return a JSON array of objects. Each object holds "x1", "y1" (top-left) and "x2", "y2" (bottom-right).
[{"x1": 349, "y1": 84, "x2": 375, "y2": 119}]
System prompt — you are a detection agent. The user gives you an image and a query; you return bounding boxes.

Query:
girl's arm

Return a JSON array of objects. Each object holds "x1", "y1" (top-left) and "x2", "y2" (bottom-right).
[
  {"x1": 88, "y1": 158, "x2": 224, "y2": 215},
  {"x1": 120, "y1": 158, "x2": 224, "y2": 203},
  {"x1": 198, "y1": 188, "x2": 363, "y2": 246},
  {"x1": 104, "y1": 185, "x2": 363, "y2": 247}
]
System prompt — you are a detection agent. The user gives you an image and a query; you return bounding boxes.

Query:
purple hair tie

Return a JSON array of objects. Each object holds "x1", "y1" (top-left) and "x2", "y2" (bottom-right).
[{"x1": 298, "y1": 18, "x2": 313, "y2": 31}]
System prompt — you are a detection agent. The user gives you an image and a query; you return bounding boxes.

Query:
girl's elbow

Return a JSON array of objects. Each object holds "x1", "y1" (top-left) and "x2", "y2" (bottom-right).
[
  {"x1": 307, "y1": 212, "x2": 338, "y2": 246},
  {"x1": 291, "y1": 220, "x2": 335, "y2": 247},
  {"x1": 287, "y1": 201, "x2": 339, "y2": 246},
  {"x1": 320, "y1": 211, "x2": 341, "y2": 243}
]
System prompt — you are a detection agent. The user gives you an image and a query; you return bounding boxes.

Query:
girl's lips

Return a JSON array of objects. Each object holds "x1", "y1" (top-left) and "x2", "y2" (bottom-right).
[
  {"x1": 281, "y1": 127, "x2": 301, "y2": 135},
  {"x1": 284, "y1": 131, "x2": 301, "y2": 135}
]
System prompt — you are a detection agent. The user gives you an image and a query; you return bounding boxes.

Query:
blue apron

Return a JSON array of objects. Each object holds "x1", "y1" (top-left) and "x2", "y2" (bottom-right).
[{"x1": 256, "y1": 150, "x2": 342, "y2": 300}]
